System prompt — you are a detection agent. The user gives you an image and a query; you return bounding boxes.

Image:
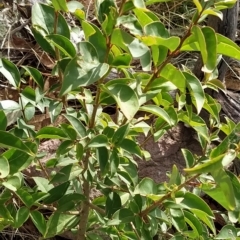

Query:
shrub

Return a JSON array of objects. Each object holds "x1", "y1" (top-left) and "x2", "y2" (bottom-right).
[{"x1": 0, "y1": 0, "x2": 240, "y2": 239}]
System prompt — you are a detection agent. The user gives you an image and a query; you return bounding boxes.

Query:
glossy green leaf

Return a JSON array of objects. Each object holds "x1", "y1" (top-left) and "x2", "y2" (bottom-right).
[
  {"x1": 217, "y1": 33, "x2": 240, "y2": 60},
  {"x1": 3, "y1": 175, "x2": 22, "y2": 191},
  {"x1": 77, "y1": 41, "x2": 99, "y2": 62},
  {"x1": 168, "y1": 165, "x2": 181, "y2": 186},
  {"x1": 52, "y1": 0, "x2": 68, "y2": 11},
  {"x1": 44, "y1": 213, "x2": 79, "y2": 238},
  {"x1": 140, "y1": 105, "x2": 174, "y2": 126},
  {"x1": 190, "y1": 209, "x2": 215, "y2": 235},
  {"x1": 170, "y1": 208, "x2": 186, "y2": 232},
  {"x1": 183, "y1": 210, "x2": 203, "y2": 236},
  {"x1": 33, "y1": 177, "x2": 53, "y2": 193},
  {"x1": 0, "y1": 58, "x2": 20, "y2": 88},
  {"x1": 111, "y1": 54, "x2": 132, "y2": 67},
  {"x1": 49, "y1": 100, "x2": 63, "y2": 123},
  {"x1": 118, "y1": 138, "x2": 142, "y2": 158},
  {"x1": 82, "y1": 21, "x2": 107, "y2": 62},
  {"x1": 30, "y1": 211, "x2": 47, "y2": 236},
  {"x1": 22, "y1": 66, "x2": 44, "y2": 90},
  {"x1": 112, "y1": 123, "x2": 130, "y2": 145},
  {"x1": 133, "y1": 0, "x2": 145, "y2": 8},
  {"x1": 32, "y1": 3, "x2": 70, "y2": 39},
  {"x1": 106, "y1": 83, "x2": 139, "y2": 120},
  {"x1": 133, "y1": 8, "x2": 155, "y2": 27},
  {"x1": 36, "y1": 127, "x2": 68, "y2": 139},
  {"x1": 202, "y1": 27, "x2": 217, "y2": 72},
  {"x1": 128, "y1": 38, "x2": 151, "y2": 71},
  {"x1": 4, "y1": 149, "x2": 33, "y2": 175},
  {"x1": 63, "y1": 114, "x2": 87, "y2": 138},
  {"x1": 108, "y1": 208, "x2": 135, "y2": 225},
  {"x1": 50, "y1": 164, "x2": 82, "y2": 184},
  {"x1": 46, "y1": 34, "x2": 76, "y2": 58},
  {"x1": 0, "y1": 131, "x2": 34, "y2": 156},
  {"x1": 106, "y1": 192, "x2": 122, "y2": 218},
  {"x1": 96, "y1": 147, "x2": 109, "y2": 174},
  {"x1": 60, "y1": 57, "x2": 109, "y2": 95},
  {"x1": 88, "y1": 134, "x2": 108, "y2": 147},
  {"x1": 211, "y1": 168, "x2": 236, "y2": 210},
  {"x1": 67, "y1": 1, "x2": 84, "y2": 13},
  {"x1": 0, "y1": 111, "x2": 7, "y2": 131},
  {"x1": 134, "y1": 177, "x2": 157, "y2": 195},
  {"x1": 0, "y1": 156, "x2": 9, "y2": 178},
  {"x1": 43, "y1": 181, "x2": 70, "y2": 204},
  {"x1": 14, "y1": 207, "x2": 29, "y2": 228},
  {"x1": 61, "y1": 123, "x2": 77, "y2": 140},
  {"x1": 215, "y1": 225, "x2": 237, "y2": 239},
  {"x1": 181, "y1": 149, "x2": 195, "y2": 168},
  {"x1": 176, "y1": 192, "x2": 214, "y2": 217},
  {"x1": 184, "y1": 72, "x2": 204, "y2": 114},
  {"x1": 15, "y1": 188, "x2": 34, "y2": 207}
]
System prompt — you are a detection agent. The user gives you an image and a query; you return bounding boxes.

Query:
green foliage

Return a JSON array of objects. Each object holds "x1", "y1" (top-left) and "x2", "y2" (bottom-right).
[{"x1": 0, "y1": 0, "x2": 240, "y2": 239}]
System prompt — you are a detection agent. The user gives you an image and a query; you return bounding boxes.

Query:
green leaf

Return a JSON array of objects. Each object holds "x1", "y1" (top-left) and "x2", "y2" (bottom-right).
[
  {"x1": 105, "y1": 83, "x2": 139, "y2": 120},
  {"x1": 45, "y1": 213, "x2": 79, "y2": 238},
  {"x1": 46, "y1": 34, "x2": 76, "y2": 58},
  {"x1": 30, "y1": 211, "x2": 46, "y2": 236},
  {"x1": 57, "y1": 193, "x2": 85, "y2": 212},
  {"x1": 190, "y1": 209, "x2": 215, "y2": 235},
  {"x1": 0, "y1": 156, "x2": 9, "y2": 178},
  {"x1": 15, "y1": 188, "x2": 34, "y2": 207},
  {"x1": 183, "y1": 210, "x2": 203, "y2": 236},
  {"x1": 133, "y1": 8, "x2": 156, "y2": 27},
  {"x1": 184, "y1": 150, "x2": 235, "y2": 175},
  {"x1": 21, "y1": 66, "x2": 44, "y2": 90},
  {"x1": 0, "y1": 131, "x2": 34, "y2": 156},
  {"x1": 139, "y1": 105, "x2": 175, "y2": 126},
  {"x1": 77, "y1": 41, "x2": 99, "y2": 63},
  {"x1": 170, "y1": 208, "x2": 186, "y2": 232},
  {"x1": 96, "y1": 147, "x2": 109, "y2": 174},
  {"x1": 111, "y1": 54, "x2": 132, "y2": 67},
  {"x1": 0, "y1": 111, "x2": 7, "y2": 131},
  {"x1": 50, "y1": 164, "x2": 82, "y2": 184},
  {"x1": 82, "y1": 21, "x2": 107, "y2": 62},
  {"x1": 118, "y1": 138, "x2": 142, "y2": 158},
  {"x1": 112, "y1": 123, "x2": 130, "y2": 145},
  {"x1": 67, "y1": 1, "x2": 84, "y2": 13},
  {"x1": 4, "y1": 149, "x2": 33, "y2": 175},
  {"x1": 201, "y1": 27, "x2": 217, "y2": 72},
  {"x1": 36, "y1": 127, "x2": 68, "y2": 139},
  {"x1": 215, "y1": 225, "x2": 237, "y2": 239},
  {"x1": 108, "y1": 208, "x2": 135, "y2": 225},
  {"x1": 106, "y1": 192, "x2": 122, "y2": 218},
  {"x1": 168, "y1": 165, "x2": 181, "y2": 186},
  {"x1": 0, "y1": 58, "x2": 21, "y2": 88},
  {"x1": 3, "y1": 175, "x2": 22, "y2": 191},
  {"x1": 52, "y1": 0, "x2": 68, "y2": 12},
  {"x1": 211, "y1": 168, "x2": 236, "y2": 211},
  {"x1": 134, "y1": 177, "x2": 157, "y2": 195},
  {"x1": 33, "y1": 177, "x2": 53, "y2": 193},
  {"x1": 133, "y1": 0, "x2": 145, "y2": 8},
  {"x1": 128, "y1": 38, "x2": 151, "y2": 71},
  {"x1": 217, "y1": 33, "x2": 240, "y2": 60},
  {"x1": 175, "y1": 192, "x2": 214, "y2": 217},
  {"x1": 63, "y1": 114, "x2": 87, "y2": 138},
  {"x1": 49, "y1": 100, "x2": 63, "y2": 123},
  {"x1": 181, "y1": 149, "x2": 195, "y2": 168},
  {"x1": 184, "y1": 72, "x2": 204, "y2": 114},
  {"x1": 88, "y1": 134, "x2": 108, "y2": 148},
  {"x1": 43, "y1": 181, "x2": 70, "y2": 204},
  {"x1": 32, "y1": 3, "x2": 70, "y2": 39},
  {"x1": 60, "y1": 57, "x2": 109, "y2": 95},
  {"x1": 14, "y1": 207, "x2": 29, "y2": 228},
  {"x1": 61, "y1": 123, "x2": 77, "y2": 140}
]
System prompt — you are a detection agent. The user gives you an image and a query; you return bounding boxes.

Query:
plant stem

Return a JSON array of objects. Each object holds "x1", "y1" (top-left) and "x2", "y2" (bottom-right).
[
  {"x1": 77, "y1": 153, "x2": 91, "y2": 240},
  {"x1": 139, "y1": 174, "x2": 200, "y2": 217}
]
